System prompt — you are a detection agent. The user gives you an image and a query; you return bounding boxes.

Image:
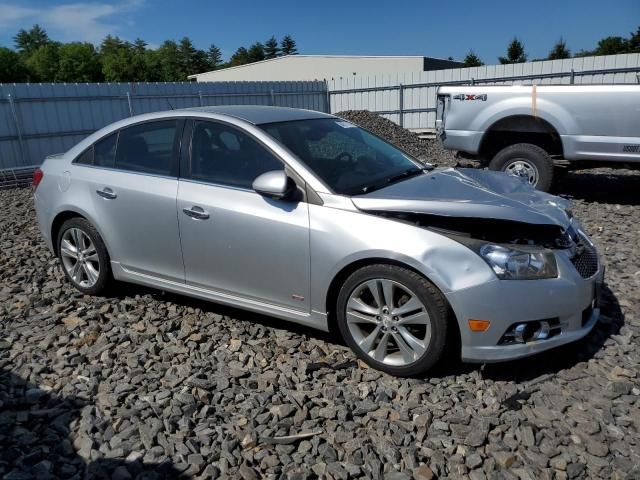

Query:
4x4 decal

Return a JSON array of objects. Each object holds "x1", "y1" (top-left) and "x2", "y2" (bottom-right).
[{"x1": 453, "y1": 94, "x2": 488, "y2": 101}]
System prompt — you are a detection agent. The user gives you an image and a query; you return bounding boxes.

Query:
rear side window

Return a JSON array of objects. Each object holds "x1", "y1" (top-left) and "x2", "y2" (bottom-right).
[{"x1": 115, "y1": 120, "x2": 178, "y2": 176}]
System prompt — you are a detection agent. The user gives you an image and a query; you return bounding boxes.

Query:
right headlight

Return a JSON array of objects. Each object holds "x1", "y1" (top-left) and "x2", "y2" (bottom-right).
[{"x1": 479, "y1": 244, "x2": 558, "y2": 280}]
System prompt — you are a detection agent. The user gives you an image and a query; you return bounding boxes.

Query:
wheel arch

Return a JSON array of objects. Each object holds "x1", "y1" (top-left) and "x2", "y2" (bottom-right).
[
  {"x1": 50, "y1": 208, "x2": 112, "y2": 259},
  {"x1": 478, "y1": 115, "x2": 564, "y2": 161},
  {"x1": 324, "y1": 257, "x2": 461, "y2": 351}
]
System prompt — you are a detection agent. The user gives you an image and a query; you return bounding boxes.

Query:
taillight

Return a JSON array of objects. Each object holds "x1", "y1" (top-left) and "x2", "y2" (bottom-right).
[{"x1": 32, "y1": 168, "x2": 44, "y2": 190}]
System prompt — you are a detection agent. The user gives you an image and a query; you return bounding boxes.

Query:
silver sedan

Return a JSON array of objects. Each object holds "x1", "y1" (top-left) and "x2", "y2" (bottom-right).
[{"x1": 34, "y1": 106, "x2": 604, "y2": 376}]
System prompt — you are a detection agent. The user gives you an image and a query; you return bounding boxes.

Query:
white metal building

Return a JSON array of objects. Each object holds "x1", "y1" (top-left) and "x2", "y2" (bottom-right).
[{"x1": 188, "y1": 55, "x2": 462, "y2": 82}]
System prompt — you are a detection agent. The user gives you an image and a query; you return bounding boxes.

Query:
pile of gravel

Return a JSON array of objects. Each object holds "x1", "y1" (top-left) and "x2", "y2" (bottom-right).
[
  {"x1": 1, "y1": 168, "x2": 639, "y2": 479},
  {"x1": 335, "y1": 110, "x2": 458, "y2": 167}
]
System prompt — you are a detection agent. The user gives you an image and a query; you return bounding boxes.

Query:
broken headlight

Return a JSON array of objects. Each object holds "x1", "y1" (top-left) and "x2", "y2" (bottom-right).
[{"x1": 479, "y1": 245, "x2": 558, "y2": 280}]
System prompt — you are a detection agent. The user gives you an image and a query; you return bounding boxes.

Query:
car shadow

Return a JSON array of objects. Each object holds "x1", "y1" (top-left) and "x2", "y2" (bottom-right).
[
  {"x1": 0, "y1": 368, "x2": 187, "y2": 479},
  {"x1": 553, "y1": 168, "x2": 640, "y2": 205},
  {"x1": 105, "y1": 279, "x2": 623, "y2": 385},
  {"x1": 107, "y1": 282, "x2": 342, "y2": 346}
]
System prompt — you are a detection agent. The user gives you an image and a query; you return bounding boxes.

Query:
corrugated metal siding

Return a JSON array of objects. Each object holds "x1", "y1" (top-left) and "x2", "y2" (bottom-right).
[
  {"x1": 0, "y1": 80, "x2": 328, "y2": 170},
  {"x1": 329, "y1": 53, "x2": 640, "y2": 129}
]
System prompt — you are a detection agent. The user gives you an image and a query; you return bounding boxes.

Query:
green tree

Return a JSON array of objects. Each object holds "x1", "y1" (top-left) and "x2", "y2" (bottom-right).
[
  {"x1": 628, "y1": 26, "x2": 640, "y2": 52},
  {"x1": 264, "y1": 36, "x2": 279, "y2": 59},
  {"x1": 100, "y1": 35, "x2": 135, "y2": 81},
  {"x1": 463, "y1": 50, "x2": 484, "y2": 67},
  {"x1": 142, "y1": 48, "x2": 163, "y2": 81},
  {"x1": 156, "y1": 40, "x2": 184, "y2": 81},
  {"x1": 99, "y1": 35, "x2": 126, "y2": 57},
  {"x1": 229, "y1": 46, "x2": 250, "y2": 66},
  {"x1": 131, "y1": 38, "x2": 151, "y2": 80},
  {"x1": 25, "y1": 43, "x2": 60, "y2": 81},
  {"x1": 0, "y1": 47, "x2": 28, "y2": 82},
  {"x1": 247, "y1": 42, "x2": 265, "y2": 63},
  {"x1": 207, "y1": 44, "x2": 222, "y2": 70},
  {"x1": 280, "y1": 35, "x2": 298, "y2": 55},
  {"x1": 594, "y1": 36, "x2": 629, "y2": 55},
  {"x1": 178, "y1": 37, "x2": 208, "y2": 77},
  {"x1": 547, "y1": 38, "x2": 570, "y2": 60},
  {"x1": 13, "y1": 24, "x2": 49, "y2": 56},
  {"x1": 56, "y1": 42, "x2": 102, "y2": 82},
  {"x1": 573, "y1": 49, "x2": 595, "y2": 58},
  {"x1": 499, "y1": 37, "x2": 527, "y2": 64}
]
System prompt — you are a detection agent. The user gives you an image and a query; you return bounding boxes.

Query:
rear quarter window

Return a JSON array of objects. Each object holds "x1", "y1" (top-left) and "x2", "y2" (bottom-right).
[
  {"x1": 74, "y1": 147, "x2": 93, "y2": 165},
  {"x1": 94, "y1": 132, "x2": 117, "y2": 168}
]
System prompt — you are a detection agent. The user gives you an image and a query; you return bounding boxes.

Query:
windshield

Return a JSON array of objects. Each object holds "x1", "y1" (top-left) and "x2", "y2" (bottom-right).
[{"x1": 260, "y1": 118, "x2": 425, "y2": 195}]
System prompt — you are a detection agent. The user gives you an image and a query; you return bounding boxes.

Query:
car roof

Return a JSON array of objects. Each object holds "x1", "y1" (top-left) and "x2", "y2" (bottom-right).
[{"x1": 180, "y1": 105, "x2": 334, "y2": 125}]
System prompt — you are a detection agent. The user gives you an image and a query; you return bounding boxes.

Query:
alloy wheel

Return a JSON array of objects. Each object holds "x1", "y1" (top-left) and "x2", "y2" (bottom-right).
[
  {"x1": 346, "y1": 278, "x2": 432, "y2": 366},
  {"x1": 60, "y1": 228, "x2": 101, "y2": 288}
]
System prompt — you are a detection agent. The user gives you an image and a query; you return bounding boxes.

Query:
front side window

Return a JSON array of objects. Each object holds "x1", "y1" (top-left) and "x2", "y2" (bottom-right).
[
  {"x1": 190, "y1": 121, "x2": 283, "y2": 189},
  {"x1": 261, "y1": 118, "x2": 422, "y2": 195},
  {"x1": 115, "y1": 120, "x2": 177, "y2": 176}
]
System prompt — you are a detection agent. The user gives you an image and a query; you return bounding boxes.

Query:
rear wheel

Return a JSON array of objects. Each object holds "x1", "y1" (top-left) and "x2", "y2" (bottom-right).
[
  {"x1": 57, "y1": 218, "x2": 112, "y2": 295},
  {"x1": 336, "y1": 264, "x2": 449, "y2": 377},
  {"x1": 489, "y1": 143, "x2": 554, "y2": 192}
]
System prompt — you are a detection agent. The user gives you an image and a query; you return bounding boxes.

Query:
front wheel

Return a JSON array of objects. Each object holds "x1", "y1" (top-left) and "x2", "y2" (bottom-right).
[
  {"x1": 336, "y1": 264, "x2": 449, "y2": 377},
  {"x1": 489, "y1": 143, "x2": 554, "y2": 192}
]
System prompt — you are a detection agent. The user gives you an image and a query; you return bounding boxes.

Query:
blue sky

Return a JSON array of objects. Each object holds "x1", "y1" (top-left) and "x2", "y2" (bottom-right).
[{"x1": 0, "y1": 0, "x2": 637, "y2": 64}]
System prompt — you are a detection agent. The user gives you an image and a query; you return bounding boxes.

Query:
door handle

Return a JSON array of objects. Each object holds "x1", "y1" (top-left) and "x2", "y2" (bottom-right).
[
  {"x1": 96, "y1": 187, "x2": 117, "y2": 199},
  {"x1": 183, "y1": 206, "x2": 209, "y2": 220}
]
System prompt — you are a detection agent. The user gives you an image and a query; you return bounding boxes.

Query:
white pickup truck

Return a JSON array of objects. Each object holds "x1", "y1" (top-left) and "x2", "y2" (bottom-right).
[{"x1": 436, "y1": 85, "x2": 640, "y2": 191}]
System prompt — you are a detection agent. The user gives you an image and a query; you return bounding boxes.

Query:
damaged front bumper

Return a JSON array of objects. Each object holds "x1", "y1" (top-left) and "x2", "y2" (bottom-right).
[{"x1": 445, "y1": 250, "x2": 605, "y2": 363}]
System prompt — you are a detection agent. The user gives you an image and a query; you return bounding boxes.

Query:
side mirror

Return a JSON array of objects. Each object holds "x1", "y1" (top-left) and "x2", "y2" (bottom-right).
[{"x1": 252, "y1": 170, "x2": 295, "y2": 200}]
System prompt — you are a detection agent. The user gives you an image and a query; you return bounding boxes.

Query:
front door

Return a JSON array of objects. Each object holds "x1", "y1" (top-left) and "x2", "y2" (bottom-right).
[{"x1": 177, "y1": 120, "x2": 310, "y2": 311}]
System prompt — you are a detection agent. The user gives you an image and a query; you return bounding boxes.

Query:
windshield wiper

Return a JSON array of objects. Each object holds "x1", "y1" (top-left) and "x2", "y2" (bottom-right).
[
  {"x1": 385, "y1": 167, "x2": 425, "y2": 184},
  {"x1": 361, "y1": 167, "x2": 426, "y2": 193}
]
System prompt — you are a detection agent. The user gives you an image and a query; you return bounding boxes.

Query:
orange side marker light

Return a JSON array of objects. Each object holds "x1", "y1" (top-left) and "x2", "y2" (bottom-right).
[{"x1": 468, "y1": 319, "x2": 491, "y2": 332}]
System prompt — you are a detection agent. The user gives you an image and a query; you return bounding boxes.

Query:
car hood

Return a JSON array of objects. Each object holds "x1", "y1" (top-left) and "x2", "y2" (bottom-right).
[{"x1": 351, "y1": 167, "x2": 571, "y2": 227}]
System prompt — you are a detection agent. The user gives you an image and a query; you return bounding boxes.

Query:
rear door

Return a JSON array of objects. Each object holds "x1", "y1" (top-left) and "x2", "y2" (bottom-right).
[
  {"x1": 76, "y1": 119, "x2": 185, "y2": 281},
  {"x1": 177, "y1": 119, "x2": 311, "y2": 311}
]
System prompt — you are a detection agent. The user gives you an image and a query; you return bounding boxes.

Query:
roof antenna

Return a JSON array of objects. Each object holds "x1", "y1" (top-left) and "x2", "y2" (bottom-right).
[{"x1": 166, "y1": 98, "x2": 175, "y2": 110}]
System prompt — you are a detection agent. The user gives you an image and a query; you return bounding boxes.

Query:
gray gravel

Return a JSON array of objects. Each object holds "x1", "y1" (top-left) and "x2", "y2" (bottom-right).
[
  {"x1": 1, "y1": 136, "x2": 639, "y2": 479},
  {"x1": 336, "y1": 110, "x2": 458, "y2": 167}
]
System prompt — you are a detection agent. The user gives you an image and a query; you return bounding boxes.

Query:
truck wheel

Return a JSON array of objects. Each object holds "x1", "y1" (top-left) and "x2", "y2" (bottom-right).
[{"x1": 489, "y1": 143, "x2": 554, "y2": 192}]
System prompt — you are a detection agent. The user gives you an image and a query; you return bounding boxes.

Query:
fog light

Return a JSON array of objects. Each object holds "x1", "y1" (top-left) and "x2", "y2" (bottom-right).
[
  {"x1": 468, "y1": 319, "x2": 491, "y2": 332},
  {"x1": 499, "y1": 318, "x2": 560, "y2": 345}
]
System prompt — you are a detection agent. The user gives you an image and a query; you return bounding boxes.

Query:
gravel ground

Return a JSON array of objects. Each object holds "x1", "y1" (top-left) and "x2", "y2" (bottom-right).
[
  {"x1": 1, "y1": 127, "x2": 639, "y2": 479},
  {"x1": 336, "y1": 111, "x2": 458, "y2": 167}
]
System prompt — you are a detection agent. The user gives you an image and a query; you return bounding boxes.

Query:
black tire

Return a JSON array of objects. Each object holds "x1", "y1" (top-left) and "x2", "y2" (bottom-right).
[
  {"x1": 336, "y1": 264, "x2": 450, "y2": 377},
  {"x1": 56, "y1": 217, "x2": 112, "y2": 295},
  {"x1": 489, "y1": 143, "x2": 554, "y2": 192}
]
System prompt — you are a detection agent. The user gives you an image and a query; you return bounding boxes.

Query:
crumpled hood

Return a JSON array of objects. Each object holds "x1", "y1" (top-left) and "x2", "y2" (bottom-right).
[{"x1": 351, "y1": 167, "x2": 571, "y2": 227}]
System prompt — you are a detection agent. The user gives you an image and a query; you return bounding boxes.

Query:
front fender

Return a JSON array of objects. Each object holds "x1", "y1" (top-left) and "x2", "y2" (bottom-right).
[{"x1": 309, "y1": 205, "x2": 495, "y2": 314}]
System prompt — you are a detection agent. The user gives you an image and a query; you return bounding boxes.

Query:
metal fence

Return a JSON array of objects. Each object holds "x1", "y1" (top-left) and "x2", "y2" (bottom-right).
[
  {"x1": 0, "y1": 80, "x2": 329, "y2": 178},
  {"x1": 328, "y1": 53, "x2": 640, "y2": 130}
]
